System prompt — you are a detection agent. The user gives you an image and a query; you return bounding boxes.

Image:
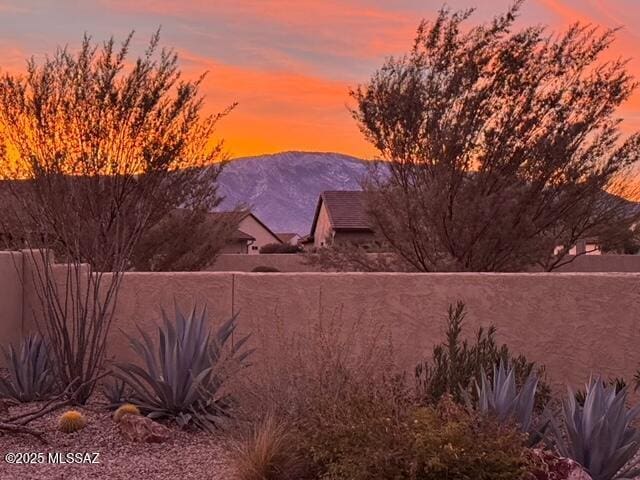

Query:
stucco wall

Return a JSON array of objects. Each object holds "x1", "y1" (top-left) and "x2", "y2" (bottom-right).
[
  {"x1": 88, "y1": 271, "x2": 640, "y2": 392},
  {"x1": 0, "y1": 251, "x2": 23, "y2": 358},
  {"x1": 4, "y1": 252, "x2": 640, "y2": 392},
  {"x1": 208, "y1": 253, "x2": 317, "y2": 272}
]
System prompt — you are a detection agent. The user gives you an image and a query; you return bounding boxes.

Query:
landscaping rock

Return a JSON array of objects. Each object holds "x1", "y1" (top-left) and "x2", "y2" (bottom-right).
[
  {"x1": 118, "y1": 414, "x2": 171, "y2": 443},
  {"x1": 527, "y1": 449, "x2": 592, "y2": 480}
]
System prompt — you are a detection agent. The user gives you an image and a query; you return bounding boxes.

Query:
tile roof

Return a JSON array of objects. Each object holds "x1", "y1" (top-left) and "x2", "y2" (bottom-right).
[
  {"x1": 310, "y1": 190, "x2": 373, "y2": 235},
  {"x1": 276, "y1": 232, "x2": 299, "y2": 243}
]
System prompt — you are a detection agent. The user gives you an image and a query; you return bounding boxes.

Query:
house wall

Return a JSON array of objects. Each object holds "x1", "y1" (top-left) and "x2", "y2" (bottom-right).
[
  {"x1": 313, "y1": 202, "x2": 333, "y2": 247},
  {"x1": 239, "y1": 215, "x2": 281, "y2": 254},
  {"x1": 333, "y1": 230, "x2": 376, "y2": 245},
  {"x1": 1, "y1": 253, "x2": 638, "y2": 392},
  {"x1": 219, "y1": 241, "x2": 249, "y2": 254}
]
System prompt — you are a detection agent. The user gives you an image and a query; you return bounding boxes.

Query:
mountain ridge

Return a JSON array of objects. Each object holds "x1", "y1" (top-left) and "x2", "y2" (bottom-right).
[{"x1": 217, "y1": 151, "x2": 371, "y2": 235}]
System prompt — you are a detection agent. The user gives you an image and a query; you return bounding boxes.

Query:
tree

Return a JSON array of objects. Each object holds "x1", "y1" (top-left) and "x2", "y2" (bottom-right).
[
  {"x1": 131, "y1": 208, "x2": 246, "y2": 271},
  {"x1": 350, "y1": 1, "x2": 640, "y2": 272},
  {"x1": 0, "y1": 32, "x2": 236, "y2": 401}
]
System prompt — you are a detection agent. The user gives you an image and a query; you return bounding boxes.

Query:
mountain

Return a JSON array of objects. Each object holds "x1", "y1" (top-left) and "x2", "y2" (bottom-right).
[{"x1": 217, "y1": 151, "x2": 371, "y2": 235}]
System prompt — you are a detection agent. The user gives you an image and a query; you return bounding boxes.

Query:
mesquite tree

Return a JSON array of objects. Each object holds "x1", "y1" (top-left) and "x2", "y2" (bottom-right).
[
  {"x1": 351, "y1": 1, "x2": 640, "y2": 272},
  {"x1": 0, "y1": 32, "x2": 236, "y2": 402}
]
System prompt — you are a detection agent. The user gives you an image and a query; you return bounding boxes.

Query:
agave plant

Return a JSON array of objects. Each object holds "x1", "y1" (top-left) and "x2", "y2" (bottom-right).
[
  {"x1": 0, "y1": 334, "x2": 57, "y2": 402},
  {"x1": 474, "y1": 359, "x2": 545, "y2": 445},
  {"x1": 549, "y1": 378, "x2": 640, "y2": 480},
  {"x1": 102, "y1": 377, "x2": 131, "y2": 409},
  {"x1": 115, "y1": 303, "x2": 252, "y2": 430}
]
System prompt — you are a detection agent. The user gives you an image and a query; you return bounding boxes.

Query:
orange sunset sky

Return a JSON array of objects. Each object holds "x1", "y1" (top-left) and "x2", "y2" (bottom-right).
[{"x1": 0, "y1": 0, "x2": 639, "y2": 159}]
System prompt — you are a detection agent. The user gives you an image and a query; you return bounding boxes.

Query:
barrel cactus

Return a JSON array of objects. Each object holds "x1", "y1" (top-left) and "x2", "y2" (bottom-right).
[
  {"x1": 113, "y1": 403, "x2": 141, "y2": 423},
  {"x1": 58, "y1": 410, "x2": 87, "y2": 433}
]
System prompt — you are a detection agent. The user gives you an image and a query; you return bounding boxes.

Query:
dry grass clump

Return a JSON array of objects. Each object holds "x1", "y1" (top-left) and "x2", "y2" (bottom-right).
[{"x1": 227, "y1": 413, "x2": 303, "y2": 480}]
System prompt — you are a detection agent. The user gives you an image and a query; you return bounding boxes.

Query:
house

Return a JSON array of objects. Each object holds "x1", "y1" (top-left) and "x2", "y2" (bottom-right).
[
  {"x1": 276, "y1": 232, "x2": 301, "y2": 246},
  {"x1": 309, "y1": 191, "x2": 375, "y2": 248},
  {"x1": 216, "y1": 211, "x2": 282, "y2": 255},
  {"x1": 554, "y1": 237, "x2": 602, "y2": 256}
]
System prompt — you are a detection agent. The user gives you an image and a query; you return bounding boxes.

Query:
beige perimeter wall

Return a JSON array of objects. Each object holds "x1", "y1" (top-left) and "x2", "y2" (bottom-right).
[
  {"x1": 2, "y1": 250, "x2": 640, "y2": 393},
  {"x1": 209, "y1": 252, "x2": 640, "y2": 273}
]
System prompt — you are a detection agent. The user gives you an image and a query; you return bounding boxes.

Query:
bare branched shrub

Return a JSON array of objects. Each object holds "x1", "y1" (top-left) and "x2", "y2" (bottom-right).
[
  {"x1": 0, "y1": 31, "x2": 236, "y2": 402},
  {"x1": 227, "y1": 309, "x2": 408, "y2": 478}
]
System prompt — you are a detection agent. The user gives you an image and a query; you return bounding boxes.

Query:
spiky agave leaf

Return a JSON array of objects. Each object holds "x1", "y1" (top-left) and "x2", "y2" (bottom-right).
[
  {"x1": 115, "y1": 303, "x2": 251, "y2": 430},
  {"x1": 0, "y1": 334, "x2": 57, "y2": 403},
  {"x1": 550, "y1": 378, "x2": 640, "y2": 480},
  {"x1": 474, "y1": 359, "x2": 544, "y2": 445}
]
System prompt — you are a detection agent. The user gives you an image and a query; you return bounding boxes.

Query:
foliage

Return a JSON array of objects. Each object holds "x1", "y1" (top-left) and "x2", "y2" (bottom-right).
[
  {"x1": 549, "y1": 379, "x2": 640, "y2": 480},
  {"x1": 115, "y1": 304, "x2": 251, "y2": 431},
  {"x1": 259, "y1": 243, "x2": 302, "y2": 254},
  {"x1": 102, "y1": 378, "x2": 131, "y2": 410},
  {"x1": 0, "y1": 31, "x2": 236, "y2": 402},
  {"x1": 303, "y1": 240, "x2": 411, "y2": 272},
  {"x1": 113, "y1": 403, "x2": 141, "y2": 423},
  {"x1": 228, "y1": 413, "x2": 304, "y2": 480},
  {"x1": 251, "y1": 266, "x2": 281, "y2": 272},
  {"x1": 415, "y1": 302, "x2": 550, "y2": 409},
  {"x1": 58, "y1": 410, "x2": 87, "y2": 433},
  {"x1": 351, "y1": 1, "x2": 640, "y2": 272},
  {"x1": 474, "y1": 360, "x2": 548, "y2": 446},
  {"x1": 230, "y1": 310, "x2": 536, "y2": 480},
  {"x1": 0, "y1": 334, "x2": 57, "y2": 403},
  {"x1": 131, "y1": 209, "x2": 245, "y2": 271},
  {"x1": 575, "y1": 377, "x2": 626, "y2": 407},
  {"x1": 309, "y1": 396, "x2": 529, "y2": 480}
]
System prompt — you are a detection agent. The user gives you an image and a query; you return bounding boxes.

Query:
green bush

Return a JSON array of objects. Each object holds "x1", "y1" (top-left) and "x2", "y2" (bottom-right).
[
  {"x1": 251, "y1": 265, "x2": 280, "y2": 272},
  {"x1": 415, "y1": 302, "x2": 550, "y2": 410},
  {"x1": 307, "y1": 396, "x2": 529, "y2": 480},
  {"x1": 259, "y1": 243, "x2": 301, "y2": 254}
]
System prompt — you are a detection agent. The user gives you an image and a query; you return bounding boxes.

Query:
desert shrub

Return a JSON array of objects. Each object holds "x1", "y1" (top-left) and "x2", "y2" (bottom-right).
[
  {"x1": 228, "y1": 413, "x2": 304, "y2": 480},
  {"x1": 230, "y1": 311, "x2": 405, "y2": 478},
  {"x1": 415, "y1": 302, "x2": 550, "y2": 409},
  {"x1": 0, "y1": 334, "x2": 57, "y2": 403},
  {"x1": 307, "y1": 396, "x2": 529, "y2": 480},
  {"x1": 115, "y1": 303, "x2": 252, "y2": 431},
  {"x1": 251, "y1": 265, "x2": 280, "y2": 272},
  {"x1": 259, "y1": 243, "x2": 301, "y2": 254}
]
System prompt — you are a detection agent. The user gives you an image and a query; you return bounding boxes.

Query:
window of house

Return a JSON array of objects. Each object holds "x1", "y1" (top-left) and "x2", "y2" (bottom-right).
[{"x1": 251, "y1": 245, "x2": 259, "y2": 250}]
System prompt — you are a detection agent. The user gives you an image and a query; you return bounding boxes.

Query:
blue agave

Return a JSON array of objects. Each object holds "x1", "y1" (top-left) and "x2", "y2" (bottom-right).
[{"x1": 550, "y1": 378, "x2": 640, "y2": 480}]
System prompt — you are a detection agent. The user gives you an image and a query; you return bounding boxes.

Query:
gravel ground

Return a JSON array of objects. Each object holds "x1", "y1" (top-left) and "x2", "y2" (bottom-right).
[{"x1": 0, "y1": 400, "x2": 231, "y2": 480}]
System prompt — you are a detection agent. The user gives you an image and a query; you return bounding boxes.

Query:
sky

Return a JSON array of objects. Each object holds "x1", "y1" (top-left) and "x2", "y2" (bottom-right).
[{"x1": 0, "y1": 0, "x2": 639, "y2": 159}]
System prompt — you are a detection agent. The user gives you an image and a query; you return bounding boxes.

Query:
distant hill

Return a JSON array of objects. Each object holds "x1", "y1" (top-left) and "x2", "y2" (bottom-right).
[{"x1": 217, "y1": 151, "x2": 372, "y2": 235}]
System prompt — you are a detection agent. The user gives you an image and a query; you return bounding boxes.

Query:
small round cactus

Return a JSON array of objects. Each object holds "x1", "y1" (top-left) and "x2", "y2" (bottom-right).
[
  {"x1": 58, "y1": 410, "x2": 87, "y2": 433},
  {"x1": 113, "y1": 403, "x2": 141, "y2": 423}
]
